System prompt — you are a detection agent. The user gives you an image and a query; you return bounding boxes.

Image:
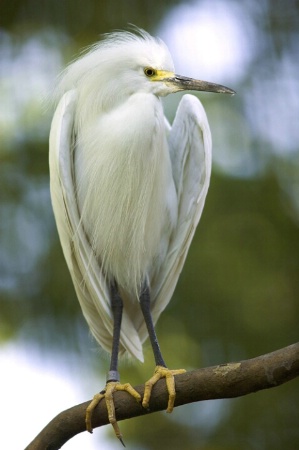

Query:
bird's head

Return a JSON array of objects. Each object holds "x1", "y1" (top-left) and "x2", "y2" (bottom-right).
[
  {"x1": 55, "y1": 28, "x2": 234, "y2": 118},
  {"x1": 91, "y1": 28, "x2": 235, "y2": 98}
]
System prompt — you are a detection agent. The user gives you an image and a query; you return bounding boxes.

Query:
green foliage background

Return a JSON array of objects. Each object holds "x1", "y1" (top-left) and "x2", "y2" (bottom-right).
[{"x1": 1, "y1": 1, "x2": 298, "y2": 449}]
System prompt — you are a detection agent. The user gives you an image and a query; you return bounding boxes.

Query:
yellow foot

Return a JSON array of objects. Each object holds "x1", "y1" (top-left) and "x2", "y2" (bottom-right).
[
  {"x1": 142, "y1": 365, "x2": 186, "y2": 413},
  {"x1": 85, "y1": 381, "x2": 141, "y2": 443}
]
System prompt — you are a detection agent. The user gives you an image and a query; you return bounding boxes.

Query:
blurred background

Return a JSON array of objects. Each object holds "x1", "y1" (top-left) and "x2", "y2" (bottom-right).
[{"x1": 1, "y1": 1, "x2": 299, "y2": 449}]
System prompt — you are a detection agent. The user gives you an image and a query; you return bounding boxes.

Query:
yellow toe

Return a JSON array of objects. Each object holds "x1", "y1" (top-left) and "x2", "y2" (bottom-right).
[
  {"x1": 142, "y1": 365, "x2": 186, "y2": 412},
  {"x1": 85, "y1": 380, "x2": 141, "y2": 439}
]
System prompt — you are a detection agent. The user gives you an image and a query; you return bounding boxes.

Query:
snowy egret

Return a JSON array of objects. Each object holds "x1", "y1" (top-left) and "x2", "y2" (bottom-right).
[{"x1": 49, "y1": 27, "x2": 234, "y2": 442}]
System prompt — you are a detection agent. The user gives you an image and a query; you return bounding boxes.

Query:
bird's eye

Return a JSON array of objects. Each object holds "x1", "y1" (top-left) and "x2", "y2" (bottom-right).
[{"x1": 144, "y1": 67, "x2": 156, "y2": 78}]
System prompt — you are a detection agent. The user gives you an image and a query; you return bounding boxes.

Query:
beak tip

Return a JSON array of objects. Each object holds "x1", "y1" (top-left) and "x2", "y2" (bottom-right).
[
  {"x1": 225, "y1": 88, "x2": 236, "y2": 96},
  {"x1": 217, "y1": 86, "x2": 236, "y2": 96},
  {"x1": 228, "y1": 88, "x2": 236, "y2": 96}
]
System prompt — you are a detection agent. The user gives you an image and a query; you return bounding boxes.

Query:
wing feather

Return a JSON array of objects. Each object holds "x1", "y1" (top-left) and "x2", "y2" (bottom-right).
[
  {"x1": 49, "y1": 91, "x2": 144, "y2": 361},
  {"x1": 138, "y1": 94, "x2": 212, "y2": 341}
]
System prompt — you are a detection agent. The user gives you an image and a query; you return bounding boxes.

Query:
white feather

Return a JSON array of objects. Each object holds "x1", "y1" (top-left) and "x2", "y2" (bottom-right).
[{"x1": 49, "y1": 30, "x2": 212, "y2": 362}]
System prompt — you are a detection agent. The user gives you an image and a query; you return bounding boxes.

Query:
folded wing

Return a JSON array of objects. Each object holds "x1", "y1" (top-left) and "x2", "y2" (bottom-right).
[
  {"x1": 49, "y1": 91, "x2": 144, "y2": 361},
  {"x1": 138, "y1": 94, "x2": 212, "y2": 341}
]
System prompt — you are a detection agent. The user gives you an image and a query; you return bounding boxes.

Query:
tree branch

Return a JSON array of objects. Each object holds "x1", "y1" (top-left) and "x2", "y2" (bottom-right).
[{"x1": 25, "y1": 343, "x2": 299, "y2": 450}]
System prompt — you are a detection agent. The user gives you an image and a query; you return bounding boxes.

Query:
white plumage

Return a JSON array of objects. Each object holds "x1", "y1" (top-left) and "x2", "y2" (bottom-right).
[{"x1": 49, "y1": 29, "x2": 224, "y2": 363}]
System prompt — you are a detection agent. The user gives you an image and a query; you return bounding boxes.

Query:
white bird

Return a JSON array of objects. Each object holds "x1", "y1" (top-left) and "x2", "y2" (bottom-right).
[{"x1": 49, "y1": 27, "x2": 234, "y2": 442}]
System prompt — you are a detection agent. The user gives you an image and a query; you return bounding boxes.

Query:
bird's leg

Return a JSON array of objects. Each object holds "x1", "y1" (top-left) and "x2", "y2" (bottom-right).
[
  {"x1": 139, "y1": 283, "x2": 186, "y2": 413},
  {"x1": 85, "y1": 281, "x2": 141, "y2": 443}
]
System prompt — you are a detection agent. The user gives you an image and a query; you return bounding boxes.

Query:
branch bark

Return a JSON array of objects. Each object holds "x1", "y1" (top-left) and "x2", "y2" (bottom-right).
[{"x1": 26, "y1": 342, "x2": 299, "y2": 450}]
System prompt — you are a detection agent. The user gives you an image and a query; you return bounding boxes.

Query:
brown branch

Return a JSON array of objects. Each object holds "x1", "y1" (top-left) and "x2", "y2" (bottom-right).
[{"x1": 25, "y1": 342, "x2": 299, "y2": 450}]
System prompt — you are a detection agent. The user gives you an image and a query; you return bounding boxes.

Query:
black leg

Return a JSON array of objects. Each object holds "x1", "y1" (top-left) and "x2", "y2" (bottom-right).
[
  {"x1": 108, "y1": 281, "x2": 123, "y2": 382},
  {"x1": 139, "y1": 282, "x2": 166, "y2": 368},
  {"x1": 86, "y1": 280, "x2": 141, "y2": 440}
]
